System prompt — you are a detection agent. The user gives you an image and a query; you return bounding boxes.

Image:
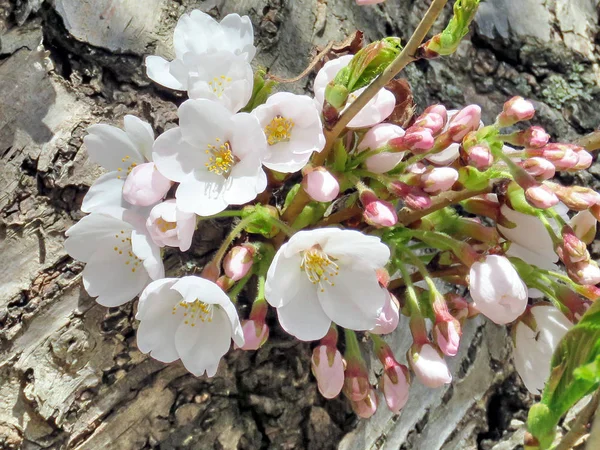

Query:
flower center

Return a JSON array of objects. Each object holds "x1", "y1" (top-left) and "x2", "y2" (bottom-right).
[
  {"x1": 155, "y1": 218, "x2": 177, "y2": 233},
  {"x1": 300, "y1": 246, "x2": 340, "y2": 292},
  {"x1": 172, "y1": 299, "x2": 214, "y2": 327},
  {"x1": 205, "y1": 139, "x2": 236, "y2": 176},
  {"x1": 116, "y1": 155, "x2": 138, "y2": 179},
  {"x1": 113, "y1": 229, "x2": 142, "y2": 273},
  {"x1": 264, "y1": 116, "x2": 294, "y2": 146},
  {"x1": 208, "y1": 75, "x2": 232, "y2": 98}
]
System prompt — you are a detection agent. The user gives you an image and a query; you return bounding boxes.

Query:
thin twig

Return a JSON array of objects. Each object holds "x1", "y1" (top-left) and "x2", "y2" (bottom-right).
[
  {"x1": 316, "y1": 206, "x2": 362, "y2": 226},
  {"x1": 267, "y1": 42, "x2": 334, "y2": 83},
  {"x1": 554, "y1": 390, "x2": 600, "y2": 450},
  {"x1": 576, "y1": 131, "x2": 600, "y2": 152}
]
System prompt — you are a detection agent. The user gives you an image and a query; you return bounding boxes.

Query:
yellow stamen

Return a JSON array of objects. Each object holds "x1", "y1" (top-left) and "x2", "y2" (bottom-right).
[
  {"x1": 300, "y1": 246, "x2": 340, "y2": 292},
  {"x1": 264, "y1": 116, "x2": 294, "y2": 146},
  {"x1": 155, "y1": 218, "x2": 177, "y2": 233},
  {"x1": 205, "y1": 140, "x2": 235, "y2": 176},
  {"x1": 171, "y1": 299, "x2": 214, "y2": 326}
]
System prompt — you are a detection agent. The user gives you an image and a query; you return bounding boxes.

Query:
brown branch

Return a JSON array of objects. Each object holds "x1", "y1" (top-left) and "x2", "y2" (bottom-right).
[
  {"x1": 576, "y1": 131, "x2": 600, "y2": 152},
  {"x1": 554, "y1": 390, "x2": 600, "y2": 450},
  {"x1": 586, "y1": 390, "x2": 600, "y2": 450},
  {"x1": 316, "y1": 206, "x2": 362, "y2": 227}
]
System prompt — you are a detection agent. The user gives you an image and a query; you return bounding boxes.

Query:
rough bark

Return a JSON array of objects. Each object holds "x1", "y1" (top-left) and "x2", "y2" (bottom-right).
[{"x1": 0, "y1": 0, "x2": 598, "y2": 449}]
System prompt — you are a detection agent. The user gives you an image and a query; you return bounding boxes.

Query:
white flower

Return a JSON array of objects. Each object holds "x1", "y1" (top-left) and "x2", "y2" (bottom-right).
[
  {"x1": 513, "y1": 304, "x2": 572, "y2": 394},
  {"x1": 136, "y1": 276, "x2": 244, "y2": 377},
  {"x1": 65, "y1": 207, "x2": 164, "y2": 307},
  {"x1": 357, "y1": 123, "x2": 406, "y2": 174},
  {"x1": 152, "y1": 99, "x2": 268, "y2": 216},
  {"x1": 146, "y1": 200, "x2": 196, "y2": 252},
  {"x1": 469, "y1": 255, "x2": 528, "y2": 324},
  {"x1": 82, "y1": 115, "x2": 164, "y2": 212},
  {"x1": 313, "y1": 55, "x2": 395, "y2": 129},
  {"x1": 265, "y1": 228, "x2": 390, "y2": 341},
  {"x1": 409, "y1": 343, "x2": 452, "y2": 388},
  {"x1": 186, "y1": 51, "x2": 253, "y2": 112},
  {"x1": 146, "y1": 10, "x2": 255, "y2": 91},
  {"x1": 252, "y1": 92, "x2": 325, "y2": 173}
]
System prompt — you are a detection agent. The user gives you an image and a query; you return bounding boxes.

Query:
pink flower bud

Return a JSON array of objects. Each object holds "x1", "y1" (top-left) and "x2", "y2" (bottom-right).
[
  {"x1": 433, "y1": 320, "x2": 462, "y2": 357},
  {"x1": 466, "y1": 144, "x2": 494, "y2": 170},
  {"x1": 519, "y1": 157, "x2": 556, "y2": 180},
  {"x1": 414, "y1": 112, "x2": 445, "y2": 135},
  {"x1": 216, "y1": 275, "x2": 234, "y2": 291},
  {"x1": 357, "y1": 123, "x2": 406, "y2": 174},
  {"x1": 390, "y1": 126, "x2": 435, "y2": 153},
  {"x1": 421, "y1": 167, "x2": 458, "y2": 194},
  {"x1": 223, "y1": 245, "x2": 254, "y2": 282},
  {"x1": 574, "y1": 149, "x2": 593, "y2": 170},
  {"x1": 568, "y1": 260, "x2": 600, "y2": 286},
  {"x1": 553, "y1": 185, "x2": 600, "y2": 211},
  {"x1": 528, "y1": 144, "x2": 579, "y2": 170},
  {"x1": 123, "y1": 162, "x2": 172, "y2": 206},
  {"x1": 350, "y1": 387, "x2": 378, "y2": 418},
  {"x1": 447, "y1": 105, "x2": 482, "y2": 142},
  {"x1": 381, "y1": 363, "x2": 410, "y2": 414},
  {"x1": 302, "y1": 167, "x2": 340, "y2": 202},
  {"x1": 497, "y1": 96, "x2": 535, "y2": 127},
  {"x1": 146, "y1": 199, "x2": 195, "y2": 251},
  {"x1": 238, "y1": 319, "x2": 269, "y2": 350},
  {"x1": 343, "y1": 358, "x2": 370, "y2": 402},
  {"x1": 525, "y1": 184, "x2": 559, "y2": 209},
  {"x1": 311, "y1": 345, "x2": 345, "y2": 398},
  {"x1": 371, "y1": 290, "x2": 400, "y2": 335},
  {"x1": 388, "y1": 181, "x2": 432, "y2": 210},
  {"x1": 424, "y1": 104, "x2": 448, "y2": 123},
  {"x1": 559, "y1": 226, "x2": 589, "y2": 264},
  {"x1": 524, "y1": 126, "x2": 550, "y2": 148},
  {"x1": 360, "y1": 191, "x2": 398, "y2": 228},
  {"x1": 408, "y1": 343, "x2": 452, "y2": 388},
  {"x1": 570, "y1": 210, "x2": 597, "y2": 245}
]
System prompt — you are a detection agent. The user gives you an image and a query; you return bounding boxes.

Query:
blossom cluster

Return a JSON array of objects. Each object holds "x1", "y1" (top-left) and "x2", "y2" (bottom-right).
[{"x1": 65, "y1": 7, "x2": 598, "y2": 421}]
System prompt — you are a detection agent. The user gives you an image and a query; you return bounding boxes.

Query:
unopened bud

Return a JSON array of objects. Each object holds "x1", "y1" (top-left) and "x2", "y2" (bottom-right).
[
  {"x1": 350, "y1": 387, "x2": 378, "y2": 418},
  {"x1": 408, "y1": 343, "x2": 452, "y2": 388},
  {"x1": 574, "y1": 149, "x2": 593, "y2": 170},
  {"x1": 551, "y1": 184, "x2": 600, "y2": 211},
  {"x1": 223, "y1": 245, "x2": 254, "y2": 282},
  {"x1": 525, "y1": 126, "x2": 550, "y2": 148},
  {"x1": 123, "y1": 162, "x2": 172, "y2": 206},
  {"x1": 414, "y1": 112, "x2": 445, "y2": 135},
  {"x1": 433, "y1": 319, "x2": 462, "y2": 357},
  {"x1": 238, "y1": 320, "x2": 269, "y2": 350},
  {"x1": 525, "y1": 184, "x2": 559, "y2": 209},
  {"x1": 568, "y1": 260, "x2": 600, "y2": 286},
  {"x1": 570, "y1": 210, "x2": 597, "y2": 245},
  {"x1": 390, "y1": 126, "x2": 435, "y2": 153},
  {"x1": 371, "y1": 290, "x2": 400, "y2": 335},
  {"x1": 519, "y1": 157, "x2": 555, "y2": 180},
  {"x1": 311, "y1": 345, "x2": 345, "y2": 399},
  {"x1": 381, "y1": 364, "x2": 410, "y2": 414},
  {"x1": 527, "y1": 143, "x2": 579, "y2": 170},
  {"x1": 360, "y1": 190, "x2": 398, "y2": 227},
  {"x1": 302, "y1": 167, "x2": 340, "y2": 202},
  {"x1": 424, "y1": 104, "x2": 448, "y2": 123},
  {"x1": 497, "y1": 96, "x2": 535, "y2": 127},
  {"x1": 560, "y1": 226, "x2": 589, "y2": 264},
  {"x1": 421, "y1": 167, "x2": 459, "y2": 194},
  {"x1": 388, "y1": 181, "x2": 432, "y2": 210},
  {"x1": 357, "y1": 123, "x2": 406, "y2": 174},
  {"x1": 466, "y1": 144, "x2": 494, "y2": 170},
  {"x1": 446, "y1": 105, "x2": 482, "y2": 142}
]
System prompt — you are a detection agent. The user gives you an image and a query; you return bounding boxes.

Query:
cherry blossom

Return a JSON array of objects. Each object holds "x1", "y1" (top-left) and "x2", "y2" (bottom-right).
[
  {"x1": 408, "y1": 343, "x2": 452, "y2": 388},
  {"x1": 313, "y1": 55, "x2": 395, "y2": 129},
  {"x1": 265, "y1": 228, "x2": 390, "y2": 340},
  {"x1": 146, "y1": 200, "x2": 196, "y2": 252},
  {"x1": 136, "y1": 276, "x2": 244, "y2": 376},
  {"x1": 357, "y1": 123, "x2": 406, "y2": 174},
  {"x1": 152, "y1": 99, "x2": 268, "y2": 216}
]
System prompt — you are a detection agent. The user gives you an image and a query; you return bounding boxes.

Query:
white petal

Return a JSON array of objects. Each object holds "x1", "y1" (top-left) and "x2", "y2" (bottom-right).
[
  {"x1": 136, "y1": 278, "x2": 181, "y2": 362},
  {"x1": 276, "y1": 275, "x2": 331, "y2": 341},
  {"x1": 317, "y1": 264, "x2": 385, "y2": 330},
  {"x1": 223, "y1": 157, "x2": 263, "y2": 205},
  {"x1": 283, "y1": 228, "x2": 346, "y2": 257},
  {"x1": 426, "y1": 143, "x2": 460, "y2": 166},
  {"x1": 265, "y1": 251, "x2": 303, "y2": 308},
  {"x1": 81, "y1": 171, "x2": 126, "y2": 213},
  {"x1": 65, "y1": 213, "x2": 132, "y2": 262},
  {"x1": 219, "y1": 14, "x2": 256, "y2": 60},
  {"x1": 131, "y1": 230, "x2": 165, "y2": 280},
  {"x1": 82, "y1": 246, "x2": 150, "y2": 306},
  {"x1": 176, "y1": 172, "x2": 228, "y2": 216},
  {"x1": 179, "y1": 99, "x2": 234, "y2": 145},
  {"x1": 506, "y1": 243, "x2": 558, "y2": 272},
  {"x1": 313, "y1": 55, "x2": 354, "y2": 108},
  {"x1": 347, "y1": 88, "x2": 396, "y2": 129},
  {"x1": 124, "y1": 115, "x2": 154, "y2": 161},
  {"x1": 84, "y1": 124, "x2": 145, "y2": 171},
  {"x1": 175, "y1": 308, "x2": 233, "y2": 377},
  {"x1": 323, "y1": 230, "x2": 390, "y2": 269},
  {"x1": 230, "y1": 113, "x2": 267, "y2": 160},
  {"x1": 145, "y1": 55, "x2": 187, "y2": 91},
  {"x1": 152, "y1": 127, "x2": 208, "y2": 183}
]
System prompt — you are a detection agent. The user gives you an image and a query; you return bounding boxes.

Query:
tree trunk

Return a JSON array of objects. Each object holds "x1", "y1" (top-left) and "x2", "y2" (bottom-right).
[{"x1": 1, "y1": 0, "x2": 598, "y2": 449}]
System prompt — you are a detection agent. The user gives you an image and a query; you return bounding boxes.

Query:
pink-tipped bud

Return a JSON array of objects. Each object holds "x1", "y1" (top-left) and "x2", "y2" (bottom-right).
[
  {"x1": 360, "y1": 191, "x2": 398, "y2": 228},
  {"x1": 311, "y1": 345, "x2": 345, "y2": 399},
  {"x1": 574, "y1": 149, "x2": 593, "y2": 170},
  {"x1": 343, "y1": 358, "x2": 371, "y2": 402},
  {"x1": 552, "y1": 185, "x2": 600, "y2": 211},
  {"x1": 223, "y1": 245, "x2": 254, "y2": 282},
  {"x1": 524, "y1": 126, "x2": 550, "y2": 148},
  {"x1": 559, "y1": 226, "x2": 589, "y2": 264},
  {"x1": 570, "y1": 210, "x2": 597, "y2": 245},
  {"x1": 376, "y1": 268, "x2": 391, "y2": 287},
  {"x1": 420, "y1": 167, "x2": 458, "y2": 194},
  {"x1": 447, "y1": 105, "x2": 482, "y2": 142},
  {"x1": 350, "y1": 387, "x2": 378, "y2": 418},
  {"x1": 520, "y1": 157, "x2": 556, "y2": 180},
  {"x1": 424, "y1": 104, "x2": 448, "y2": 124},
  {"x1": 122, "y1": 162, "x2": 172, "y2": 206},
  {"x1": 497, "y1": 96, "x2": 535, "y2": 127},
  {"x1": 466, "y1": 144, "x2": 494, "y2": 170},
  {"x1": 388, "y1": 181, "x2": 432, "y2": 210},
  {"x1": 371, "y1": 290, "x2": 400, "y2": 335},
  {"x1": 407, "y1": 343, "x2": 452, "y2": 388},
  {"x1": 216, "y1": 275, "x2": 234, "y2": 291},
  {"x1": 238, "y1": 319, "x2": 269, "y2": 350},
  {"x1": 433, "y1": 319, "x2": 462, "y2": 357},
  {"x1": 302, "y1": 167, "x2": 340, "y2": 202},
  {"x1": 390, "y1": 126, "x2": 435, "y2": 153},
  {"x1": 381, "y1": 363, "x2": 410, "y2": 414},
  {"x1": 525, "y1": 184, "x2": 559, "y2": 209},
  {"x1": 414, "y1": 112, "x2": 445, "y2": 135},
  {"x1": 568, "y1": 260, "x2": 600, "y2": 286},
  {"x1": 528, "y1": 143, "x2": 579, "y2": 170},
  {"x1": 357, "y1": 123, "x2": 406, "y2": 174}
]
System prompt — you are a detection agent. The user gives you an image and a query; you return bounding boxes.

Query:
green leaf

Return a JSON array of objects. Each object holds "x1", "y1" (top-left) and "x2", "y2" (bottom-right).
[
  {"x1": 425, "y1": 0, "x2": 480, "y2": 57},
  {"x1": 527, "y1": 300, "x2": 600, "y2": 448},
  {"x1": 332, "y1": 139, "x2": 348, "y2": 172}
]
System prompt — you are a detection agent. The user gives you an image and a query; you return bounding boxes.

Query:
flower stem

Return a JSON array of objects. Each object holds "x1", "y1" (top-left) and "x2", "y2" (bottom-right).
[
  {"x1": 344, "y1": 328, "x2": 363, "y2": 360},
  {"x1": 228, "y1": 270, "x2": 254, "y2": 303},
  {"x1": 396, "y1": 259, "x2": 428, "y2": 345},
  {"x1": 211, "y1": 212, "x2": 260, "y2": 271}
]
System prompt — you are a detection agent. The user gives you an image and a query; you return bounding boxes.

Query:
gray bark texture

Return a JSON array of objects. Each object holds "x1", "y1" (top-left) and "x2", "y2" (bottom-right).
[{"x1": 1, "y1": 0, "x2": 599, "y2": 449}]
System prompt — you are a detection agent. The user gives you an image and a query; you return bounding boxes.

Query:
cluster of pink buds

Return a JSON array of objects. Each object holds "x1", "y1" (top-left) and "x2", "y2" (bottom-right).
[{"x1": 556, "y1": 226, "x2": 600, "y2": 286}]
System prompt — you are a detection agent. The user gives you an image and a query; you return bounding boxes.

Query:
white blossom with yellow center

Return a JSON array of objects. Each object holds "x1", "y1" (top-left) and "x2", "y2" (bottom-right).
[
  {"x1": 153, "y1": 99, "x2": 268, "y2": 216},
  {"x1": 65, "y1": 207, "x2": 164, "y2": 307},
  {"x1": 252, "y1": 92, "x2": 326, "y2": 173},
  {"x1": 136, "y1": 276, "x2": 244, "y2": 377},
  {"x1": 265, "y1": 228, "x2": 390, "y2": 341}
]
